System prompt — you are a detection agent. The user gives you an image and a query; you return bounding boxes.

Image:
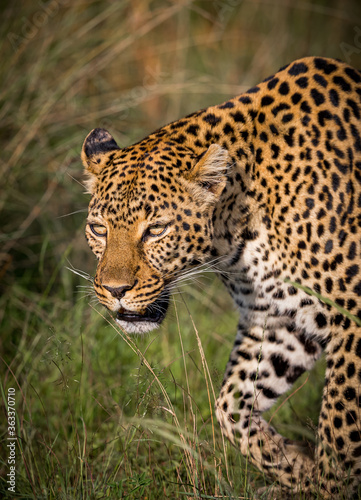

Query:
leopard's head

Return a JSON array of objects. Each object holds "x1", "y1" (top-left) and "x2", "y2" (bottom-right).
[{"x1": 81, "y1": 128, "x2": 229, "y2": 334}]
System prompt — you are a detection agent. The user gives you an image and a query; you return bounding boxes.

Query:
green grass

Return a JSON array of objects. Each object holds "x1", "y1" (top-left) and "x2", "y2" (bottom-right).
[
  {"x1": 1, "y1": 1, "x2": 360, "y2": 498},
  {"x1": 0, "y1": 278, "x2": 325, "y2": 499}
]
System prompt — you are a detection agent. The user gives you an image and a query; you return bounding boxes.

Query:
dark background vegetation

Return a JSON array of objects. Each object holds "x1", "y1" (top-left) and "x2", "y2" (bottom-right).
[{"x1": 1, "y1": 1, "x2": 361, "y2": 498}]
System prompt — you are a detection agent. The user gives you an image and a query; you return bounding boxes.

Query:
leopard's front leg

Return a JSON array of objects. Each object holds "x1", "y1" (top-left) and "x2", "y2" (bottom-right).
[
  {"x1": 314, "y1": 327, "x2": 361, "y2": 498},
  {"x1": 216, "y1": 324, "x2": 323, "y2": 492}
]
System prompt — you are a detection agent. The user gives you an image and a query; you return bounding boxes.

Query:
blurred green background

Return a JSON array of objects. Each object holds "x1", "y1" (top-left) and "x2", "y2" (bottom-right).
[{"x1": 1, "y1": 1, "x2": 361, "y2": 498}]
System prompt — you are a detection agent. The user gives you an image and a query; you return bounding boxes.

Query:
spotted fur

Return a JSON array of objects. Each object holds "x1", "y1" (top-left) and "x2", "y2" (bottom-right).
[{"x1": 81, "y1": 57, "x2": 361, "y2": 497}]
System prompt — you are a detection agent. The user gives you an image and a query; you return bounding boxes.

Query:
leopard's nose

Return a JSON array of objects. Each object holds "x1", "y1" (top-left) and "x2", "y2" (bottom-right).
[{"x1": 103, "y1": 281, "x2": 137, "y2": 299}]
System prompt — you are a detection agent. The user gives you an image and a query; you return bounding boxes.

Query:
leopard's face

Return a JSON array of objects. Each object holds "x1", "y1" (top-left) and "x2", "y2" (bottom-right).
[{"x1": 82, "y1": 129, "x2": 229, "y2": 333}]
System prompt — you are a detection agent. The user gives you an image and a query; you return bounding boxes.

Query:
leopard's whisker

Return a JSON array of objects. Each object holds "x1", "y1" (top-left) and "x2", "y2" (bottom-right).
[
  {"x1": 58, "y1": 209, "x2": 88, "y2": 219},
  {"x1": 66, "y1": 262, "x2": 94, "y2": 283}
]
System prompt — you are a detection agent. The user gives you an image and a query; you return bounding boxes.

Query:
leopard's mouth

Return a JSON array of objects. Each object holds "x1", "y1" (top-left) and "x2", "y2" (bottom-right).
[{"x1": 116, "y1": 294, "x2": 169, "y2": 331}]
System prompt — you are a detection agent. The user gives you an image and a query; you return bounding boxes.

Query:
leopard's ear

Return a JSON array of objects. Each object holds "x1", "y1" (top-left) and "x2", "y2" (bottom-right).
[
  {"x1": 81, "y1": 128, "x2": 120, "y2": 191},
  {"x1": 184, "y1": 144, "x2": 230, "y2": 203}
]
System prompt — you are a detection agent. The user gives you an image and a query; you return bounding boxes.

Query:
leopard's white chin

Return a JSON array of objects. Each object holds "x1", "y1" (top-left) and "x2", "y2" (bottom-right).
[{"x1": 116, "y1": 318, "x2": 160, "y2": 335}]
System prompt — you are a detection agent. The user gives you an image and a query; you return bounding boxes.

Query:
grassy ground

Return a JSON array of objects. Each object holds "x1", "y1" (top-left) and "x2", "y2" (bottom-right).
[{"x1": 1, "y1": 1, "x2": 360, "y2": 498}]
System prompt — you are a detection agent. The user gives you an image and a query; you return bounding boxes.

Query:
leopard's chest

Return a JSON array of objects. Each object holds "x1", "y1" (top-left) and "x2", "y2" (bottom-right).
[{"x1": 218, "y1": 228, "x2": 331, "y2": 340}]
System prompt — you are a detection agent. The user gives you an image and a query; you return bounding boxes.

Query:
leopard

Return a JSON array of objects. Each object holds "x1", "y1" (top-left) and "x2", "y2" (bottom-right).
[{"x1": 81, "y1": 56, "x2": 361, "y2": 498}]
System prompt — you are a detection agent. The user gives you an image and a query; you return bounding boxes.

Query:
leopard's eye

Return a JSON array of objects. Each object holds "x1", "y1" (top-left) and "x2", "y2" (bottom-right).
[
  {"x1": 90, "y1": 224, "x2": 107, "y2": 237},
  {"x1": 143, "y1": 223, "x2": 168, "y2": 240}
]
